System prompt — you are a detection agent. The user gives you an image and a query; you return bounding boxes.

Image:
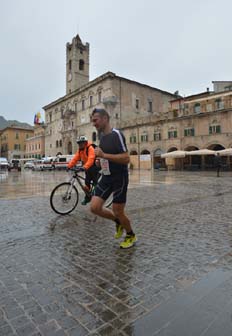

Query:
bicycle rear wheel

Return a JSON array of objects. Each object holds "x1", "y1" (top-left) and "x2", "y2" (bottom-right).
[{"x1": 50, "y1": 182, "x2": 79, "y2": 215}]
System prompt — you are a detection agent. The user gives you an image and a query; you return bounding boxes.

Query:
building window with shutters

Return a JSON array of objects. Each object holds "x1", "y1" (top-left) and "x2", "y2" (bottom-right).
[
  {"x1": 14, "y1": 144, "x2": 21, "y2": 150},
  {"x1": 141, "y1": 133, "x2": 148, "y2": 142},
  {"x1": 82, "y1": 99, "x2": 85, "y2": 111},
  {"x1": 98, "y1": 91, "x2": 102, "y2": 103},
  {"x1": 89, "y1": 95, "x2": 93, "y2": 107},
  {"x1": 135, "y1": 98, "x2": 139, "y2": 110},
  {"x1": 154, "y1": 132, "x2": 161, "y2": 141},
  {"x1": 130, "y1": 135, "x2": 137, "y2": 144},
  {"x1": 184, "y1": 128, "x2": 195, "y2": 136},
  {"x1": 215, "y1": 98, "x2": 224, "y2": 110},
  {"x1": 168, "y1": 130, "x2": 177, "y2": 139},
  {"x1": 194, "y1": 103, "x2": 201, "y2": 114},
  {"x1": 209, "y1": 125, "x2": 221, "y2": 134}
]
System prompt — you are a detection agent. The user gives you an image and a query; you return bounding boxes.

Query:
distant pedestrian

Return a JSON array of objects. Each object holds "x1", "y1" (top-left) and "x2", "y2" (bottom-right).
[{"x1": 214, "y1": 153, "x2": 222, "y2": 177}]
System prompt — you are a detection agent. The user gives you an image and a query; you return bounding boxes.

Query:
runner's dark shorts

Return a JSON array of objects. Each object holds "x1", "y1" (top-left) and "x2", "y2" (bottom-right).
[{"x1": 94, "y1": 172, "x2": 128, "y2": 204}]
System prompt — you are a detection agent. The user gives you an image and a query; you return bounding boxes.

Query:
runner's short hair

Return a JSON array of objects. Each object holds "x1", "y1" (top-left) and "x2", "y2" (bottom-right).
[{"x1": 92, "y1": 108, "x2": 110, "y2": 120}]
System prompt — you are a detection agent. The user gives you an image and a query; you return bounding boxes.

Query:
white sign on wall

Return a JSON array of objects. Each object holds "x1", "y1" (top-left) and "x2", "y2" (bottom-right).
[{"x1": 140, "y1": 154, "x2": 151, "y2": 161}]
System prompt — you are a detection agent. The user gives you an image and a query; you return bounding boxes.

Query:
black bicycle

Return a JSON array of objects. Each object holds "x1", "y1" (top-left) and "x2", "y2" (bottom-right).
[{"x1": 50, "y1": 167, "x2": 113, "y2": 215}]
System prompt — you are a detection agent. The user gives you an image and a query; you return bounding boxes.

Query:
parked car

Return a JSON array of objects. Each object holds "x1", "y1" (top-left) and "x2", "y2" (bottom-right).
[
  {"x1": 41, "y1": 157, "x2": 56, "y2": 170},
  {"x1": 0, "y1": 157, "x2": 9, "y2": 171},
  {"x1": 24, "y1": 161, "x2": 35, "y2": 169},
  {"x1": 31, "y1": 160, "x2": 44, "y2": 171},
  {"x1": 8, "y1": 159, "x2": 21, "y2": 171}
]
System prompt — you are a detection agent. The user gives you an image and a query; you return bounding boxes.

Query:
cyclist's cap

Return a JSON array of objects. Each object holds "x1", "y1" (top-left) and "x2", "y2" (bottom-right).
[
  {"x1": 92, "y1": 108, "x2": 106, "y2": 113},
  {"x1": 76, "y1": 135, "x2": 88, "y2": 143}
]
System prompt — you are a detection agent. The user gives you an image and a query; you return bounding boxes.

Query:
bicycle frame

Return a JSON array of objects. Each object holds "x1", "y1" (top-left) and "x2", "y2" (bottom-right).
[{"x1": 68, "y1": 170, "x2": 92, "y2": 198}]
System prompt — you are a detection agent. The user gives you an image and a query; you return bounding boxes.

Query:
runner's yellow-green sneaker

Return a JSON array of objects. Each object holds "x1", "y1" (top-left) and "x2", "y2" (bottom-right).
[
  {"x1": 120, "y1": 234, "x2": 137, "y2": 249},
  {"x1": 114, "y1": 223, "x2": 123, "y2": 239}
]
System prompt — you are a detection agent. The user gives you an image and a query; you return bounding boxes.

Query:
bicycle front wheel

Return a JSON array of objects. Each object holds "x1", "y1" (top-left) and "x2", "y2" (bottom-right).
[{"x1": 50, "y1": 182, "x2": 79, "y2": 215}]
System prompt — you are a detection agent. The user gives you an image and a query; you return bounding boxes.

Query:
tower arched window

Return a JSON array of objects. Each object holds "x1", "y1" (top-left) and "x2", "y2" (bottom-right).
[{"x1": 79, "y1": 59, "x2": 84, "y2": 70}]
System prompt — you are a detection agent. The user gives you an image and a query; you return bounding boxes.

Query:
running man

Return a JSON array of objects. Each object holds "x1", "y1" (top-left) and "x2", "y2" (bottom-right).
[{"x1": 90, "y1": 108, "x2": 137, "y2": 249}]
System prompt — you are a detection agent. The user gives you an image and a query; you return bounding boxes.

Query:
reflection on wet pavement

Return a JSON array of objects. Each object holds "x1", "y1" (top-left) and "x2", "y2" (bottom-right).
[
  {"x1": 1, "y1": 169, "x2": 232, "y2": 335},
  {"x1": 1, "y1": 169, "x2": 232, "y2": 199},
  {"x1": 0, "y1": 170, "x2": 70, "y2": 199}
]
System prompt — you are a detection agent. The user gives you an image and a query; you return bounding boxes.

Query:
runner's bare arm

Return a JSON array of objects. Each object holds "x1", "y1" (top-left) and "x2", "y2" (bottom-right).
[{"x1": 94, "y1": 148, "x2": 129, "y2": 165}]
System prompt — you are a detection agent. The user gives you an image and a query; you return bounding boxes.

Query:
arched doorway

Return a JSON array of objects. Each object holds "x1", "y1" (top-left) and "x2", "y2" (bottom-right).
[
  {"x1": 166, "y1": 147, "x2": 182, "y2": 170},
  {"x1": 141, "y1": 149, "x2": 150, "y2": 155},
  {"x1": 67, "y1": 141, "x2": 72, "y2": 155},
  {"x1": 168, "y1": 147, "x2": 178, "y2": 152},
  {"x1": 153, "y1": 148, "x2": 165, "y2": 169},
  {"x1": 140, "y1": 149, "x2": 151, "y2": 170},
  {"x1": 206, "y1": 144, "x2": 226, "y2": 170},
  {"x1": 184, "y1": 146, "x2": 200, "y2": 170},
  {"x1": 208, "y1": 144, "x2": 225, "y2": 151}
]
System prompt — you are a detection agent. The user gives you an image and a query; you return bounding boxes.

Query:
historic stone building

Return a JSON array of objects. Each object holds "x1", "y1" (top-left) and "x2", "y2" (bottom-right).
[
  {"x1": 43, "y1": 34, "x2": 232, "y2": 170},
  {"x1": 123, "y1": 81, "x2": 232, "y2": 169},
  {"x1": 43, "y1": 35, "x2": 177, "y2": 158},
  {"x1": 25, "y1": 124, "x2": 45, "y2": 159},
  {"x1": 0, "y1": 125, "x2": 34, "y2": 160}
]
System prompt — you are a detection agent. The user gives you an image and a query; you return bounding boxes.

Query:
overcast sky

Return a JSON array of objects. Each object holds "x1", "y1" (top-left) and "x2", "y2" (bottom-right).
[{"x1": 1, "y1": 0, "x2": 232, "y2": 125}]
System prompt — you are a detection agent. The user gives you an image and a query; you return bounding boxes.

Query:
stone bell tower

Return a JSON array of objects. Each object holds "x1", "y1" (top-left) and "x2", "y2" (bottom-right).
[{"x1": 66, "y1": 34, "x2": 89, "y2": 94}]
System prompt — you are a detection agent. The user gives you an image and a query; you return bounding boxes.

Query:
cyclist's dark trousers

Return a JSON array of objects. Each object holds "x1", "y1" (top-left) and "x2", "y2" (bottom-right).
[{"x1": 85, "y1": 165, "x2": 100, "y2": 189}]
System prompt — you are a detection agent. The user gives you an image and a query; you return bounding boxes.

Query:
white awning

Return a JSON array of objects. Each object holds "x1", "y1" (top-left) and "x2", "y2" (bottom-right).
[
  {"x1": 161, "y1": 150, "x2": 186, "y2": 158},
  {"x1": 185, "y1": 149, "x2": 216, "y2": 156},
  {"x1": 216, "y1": 148, "x2": 232, "y2": 156}
]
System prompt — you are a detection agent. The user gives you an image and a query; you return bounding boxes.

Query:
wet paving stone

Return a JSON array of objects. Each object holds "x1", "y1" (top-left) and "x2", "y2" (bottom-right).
[
  {"x1": 0, "y1": 324, "x2": 15, "y2": 336},
  {"x1": 1, "y1": 170, "x2": 232, "y2": 334}
]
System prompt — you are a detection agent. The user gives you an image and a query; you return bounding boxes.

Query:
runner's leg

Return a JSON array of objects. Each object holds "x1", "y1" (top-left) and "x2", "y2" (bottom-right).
[
  {"x1": 112, "y1": 203, "x2": 133, "y2": 233},
  {"x1": 90, "y1": 195, "x2": 116, "y2": 221}
]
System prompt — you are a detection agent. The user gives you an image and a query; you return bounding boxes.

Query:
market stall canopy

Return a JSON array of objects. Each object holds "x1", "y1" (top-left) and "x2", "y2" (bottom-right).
[
  {"x1": 185, "y1": 149, "x2": 216, "y2": 156},
  {"x1": 161, "y1": 150, "x2": 186, "y2": 158},
  {"x1": 216, "y1": 148, "x2": 232, "y2": 156}
]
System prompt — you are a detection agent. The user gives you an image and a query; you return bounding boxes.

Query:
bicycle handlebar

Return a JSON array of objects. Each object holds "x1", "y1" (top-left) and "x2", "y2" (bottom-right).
[{"x1": 68, "y1": 167, "x2": 84, "y2": 173}]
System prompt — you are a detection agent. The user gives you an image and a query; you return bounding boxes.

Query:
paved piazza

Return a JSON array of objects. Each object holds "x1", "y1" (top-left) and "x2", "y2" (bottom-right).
[{"x1": 1, "y1": 169, "x2": 232, "y2": 335}]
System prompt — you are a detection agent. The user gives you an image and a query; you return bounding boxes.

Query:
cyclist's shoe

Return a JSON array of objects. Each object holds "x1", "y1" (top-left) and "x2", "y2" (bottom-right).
[
  {"x1": 120, "y1": 234, "x2": 137, "y2": 249},
  {"x1": 114, "y1": 223, "x2": 123, "y2": 239},
  {"x1": 81, "y1": 196, "x2": 91, "y2": 205},
  {"x1": 83, "y1": 185, "x2": 90, "y2": 193}
]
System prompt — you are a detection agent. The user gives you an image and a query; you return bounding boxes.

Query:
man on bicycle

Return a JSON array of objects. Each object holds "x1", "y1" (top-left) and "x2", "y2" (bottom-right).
[{"x1": 67, "y1": 136, "x2": 99, "y2": 205}]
